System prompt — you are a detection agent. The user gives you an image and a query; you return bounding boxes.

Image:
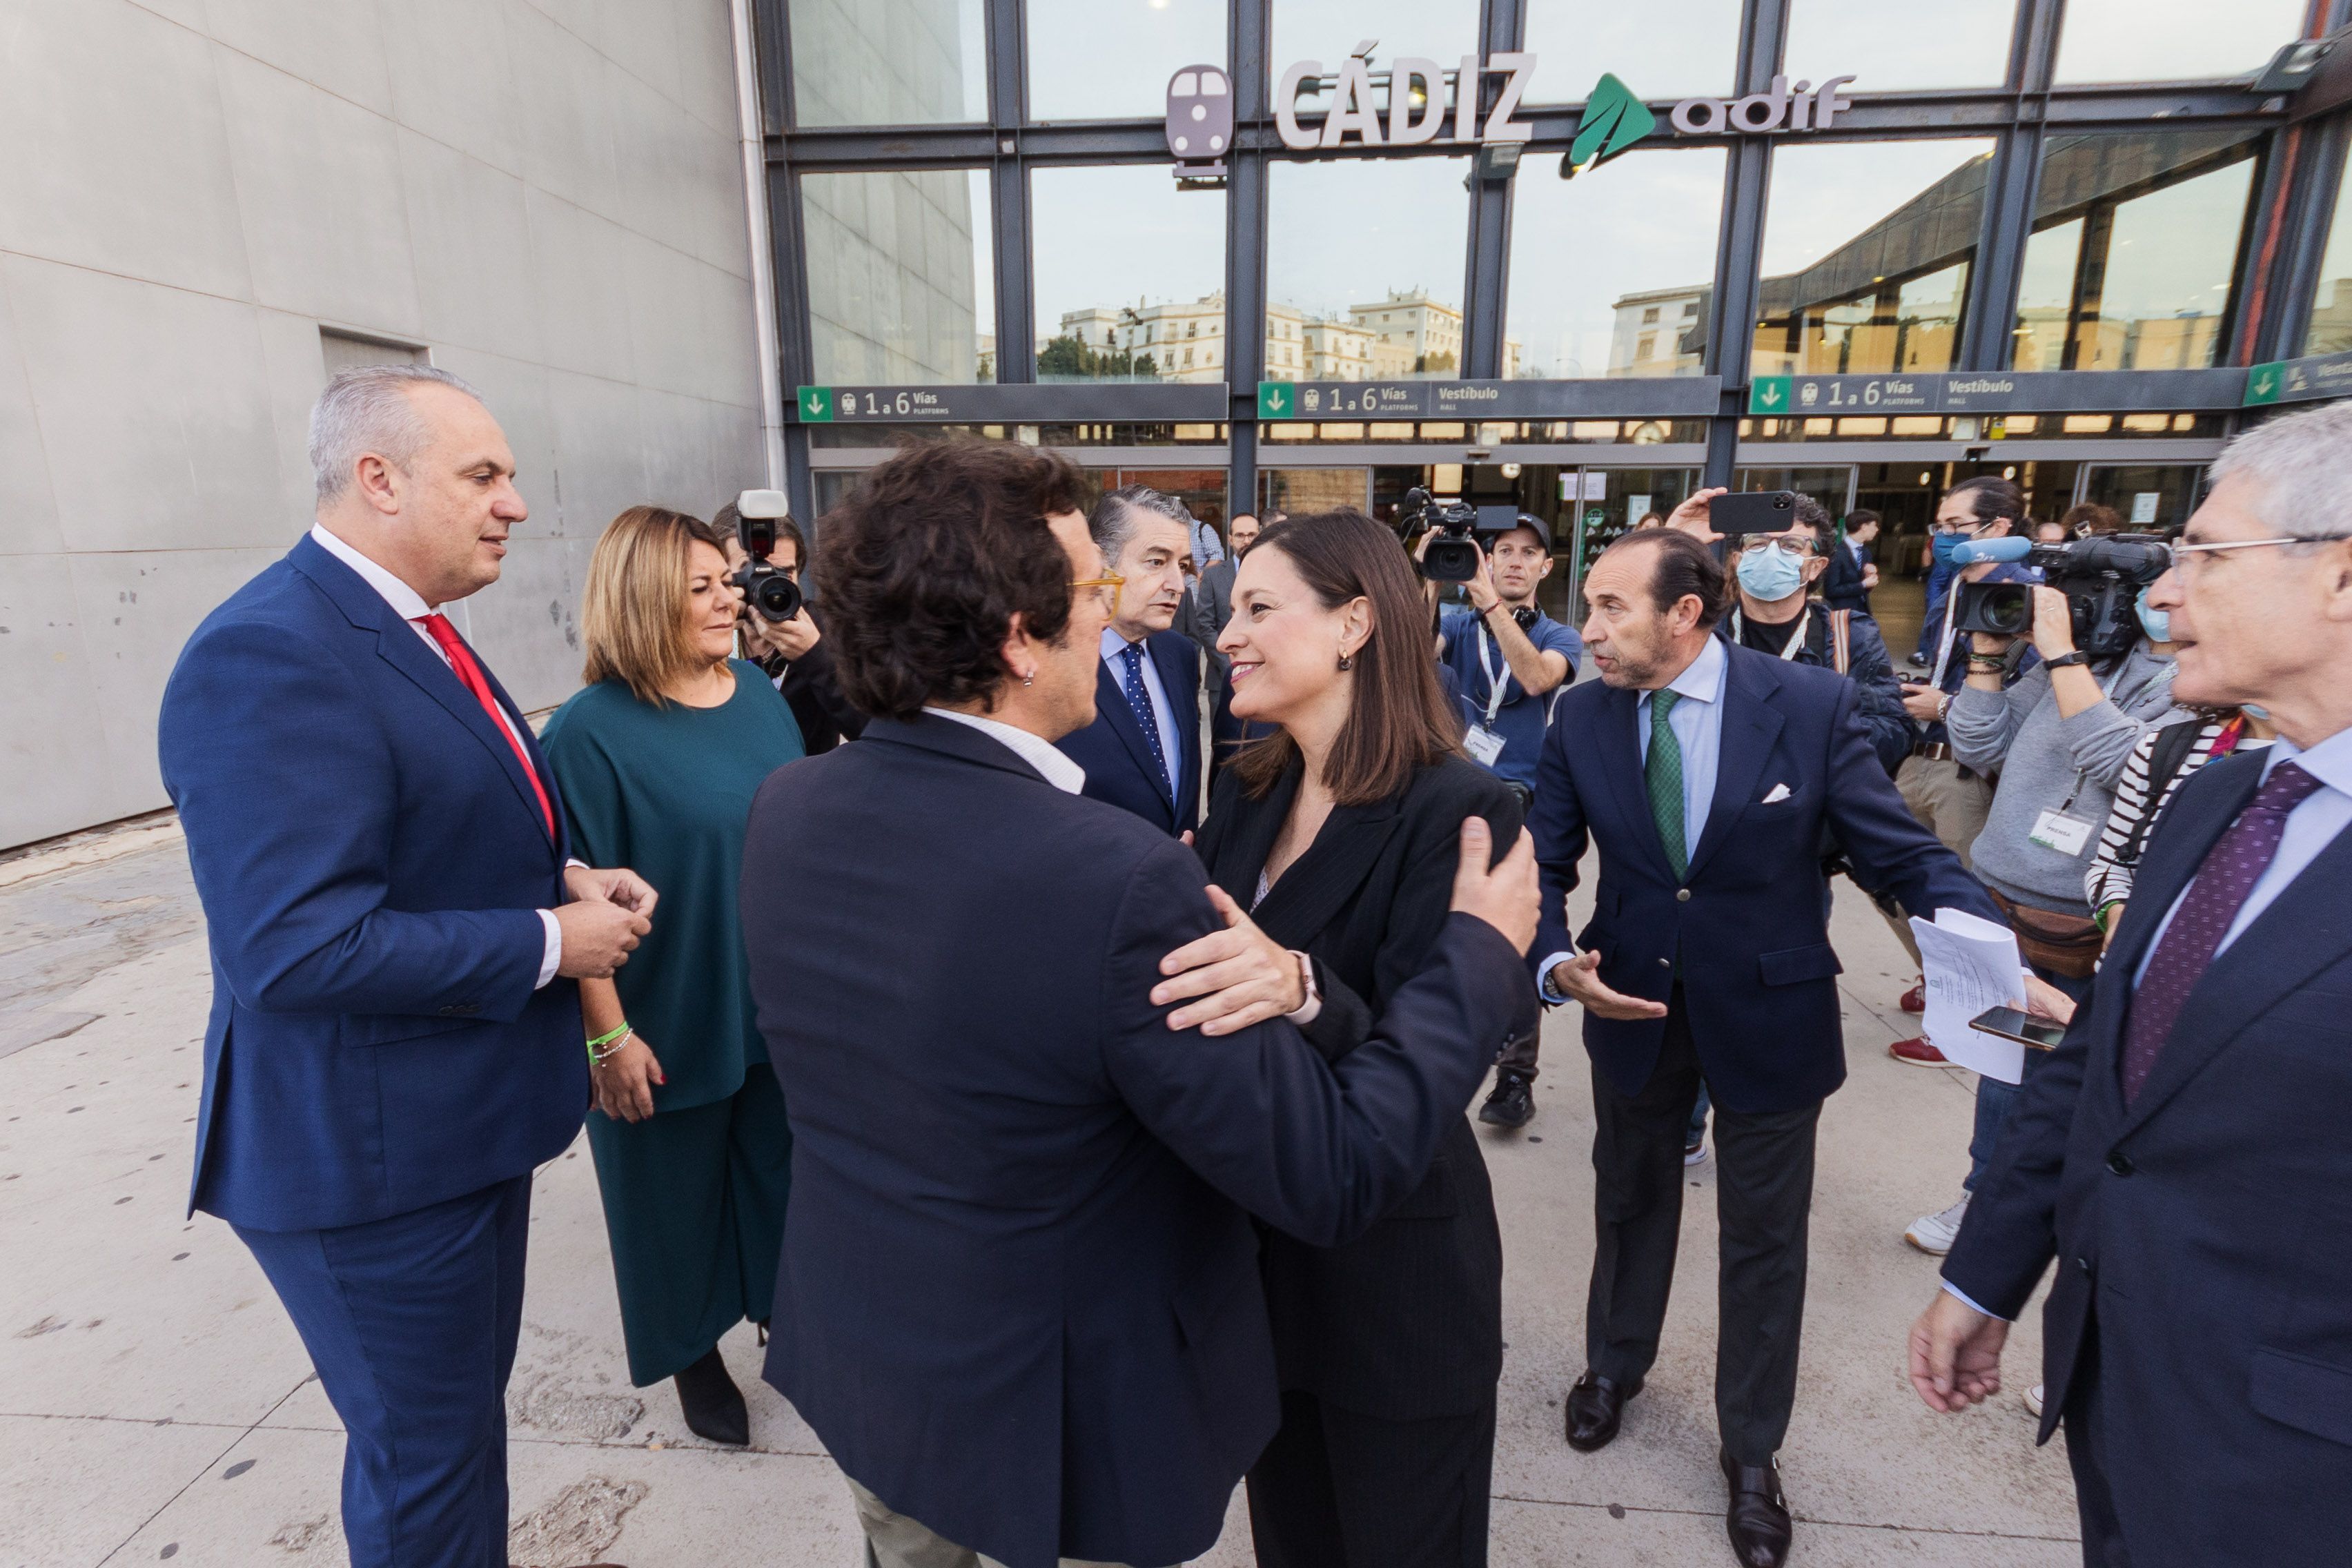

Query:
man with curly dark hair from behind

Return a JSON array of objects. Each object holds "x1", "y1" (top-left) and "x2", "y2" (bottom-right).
[{"x1": 735, "y1": 435, "x2": 1542, "y2": 1568}]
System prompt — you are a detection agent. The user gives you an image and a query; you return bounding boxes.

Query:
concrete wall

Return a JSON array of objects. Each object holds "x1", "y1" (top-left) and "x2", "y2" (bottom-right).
[{"x1": 0, "y1": 0, "x2": 767, "y2": 850}]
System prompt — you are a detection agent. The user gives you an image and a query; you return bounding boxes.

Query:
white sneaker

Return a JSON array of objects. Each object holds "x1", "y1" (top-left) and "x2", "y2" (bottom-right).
[
  {"x1": 1905, "y1": 1193, "x2": 1971, "y2": 1255},
  {"x1": 1683, "y1": 1139, "x2": 1708, "y2": 1167},
  {"x1": 2025, "y1": 1384, "x2": 2045, "y2": 1418}
]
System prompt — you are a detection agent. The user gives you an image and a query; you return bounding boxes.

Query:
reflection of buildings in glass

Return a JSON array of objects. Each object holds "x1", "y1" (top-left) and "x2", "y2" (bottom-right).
[
  {"x1": 2306, "y1": 274, "x2": 2352, "y2": 356},
  {"x1": 798, "y1": 1, "x2": 985, "y2": 382},
  {"x1": 1050, "y1": 290, "x2": 1516, "y2": 382},
  {"x1": 1605, "y1": 287, "x2": 1709, "y2": 376}
]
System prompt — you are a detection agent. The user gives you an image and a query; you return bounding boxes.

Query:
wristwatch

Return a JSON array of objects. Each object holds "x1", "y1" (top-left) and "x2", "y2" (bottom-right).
[{"x1": 2044, "y1": 650, "x2": 2090, "y2": 670}]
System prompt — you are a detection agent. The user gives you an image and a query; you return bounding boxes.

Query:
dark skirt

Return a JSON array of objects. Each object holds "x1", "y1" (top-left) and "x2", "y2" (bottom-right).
[{"x1": 583, "y1": 1065, "x2": 792, "y2": 1385}]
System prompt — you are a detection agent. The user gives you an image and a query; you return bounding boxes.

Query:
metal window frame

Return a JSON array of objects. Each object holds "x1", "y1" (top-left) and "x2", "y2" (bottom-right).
[{"x1": 756, "y1": 0, "x2": 2333, "y2": 516}]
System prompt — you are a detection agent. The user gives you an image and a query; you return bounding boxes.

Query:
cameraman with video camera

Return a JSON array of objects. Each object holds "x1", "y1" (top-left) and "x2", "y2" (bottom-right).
[
  {"x1": 1901, "y1": 533, "x2": 2179, "y2": 1262},
  {"x1": 1425, "y1": 504, "x2": 1580, "y2": 1128}
]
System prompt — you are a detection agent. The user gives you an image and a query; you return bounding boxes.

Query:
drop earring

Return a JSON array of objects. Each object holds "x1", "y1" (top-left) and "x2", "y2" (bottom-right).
[
  {"x1": 1337, "y1": 649, "x2": 1353, "y2": 672},
  {"x1": 1021, "y1": 669, "x2": 1036, "y2": 687}
]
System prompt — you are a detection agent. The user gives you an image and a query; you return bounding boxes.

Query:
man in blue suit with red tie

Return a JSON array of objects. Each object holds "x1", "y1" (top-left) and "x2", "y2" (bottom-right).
[
  {"x1": 1055, "y1": 485, "x2": 1205, "y2": 834},
  {"x1": 1914, "y1": 404, "x2": 2352, "y2": 1567},
  {"x1": 158, "y1": 366, "x2": 653, "y2": 1568},
  {"x1": 1527, "y1": 527, "x2": 2007, "y2": 1568}
]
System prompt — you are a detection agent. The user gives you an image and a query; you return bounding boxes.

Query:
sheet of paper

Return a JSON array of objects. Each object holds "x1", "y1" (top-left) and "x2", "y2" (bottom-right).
[{"x1": 1910, "y1": 909, "x2": 2030, "y2": 1084}]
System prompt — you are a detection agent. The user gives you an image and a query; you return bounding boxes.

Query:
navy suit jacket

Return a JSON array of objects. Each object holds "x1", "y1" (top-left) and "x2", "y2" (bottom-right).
[
  {"x1": 157, "y1": 535, "x2": 587, "y2": 1233},
  {"x1": 1529, "y1": 643, "x2": 2001, "y2": 1113},
  {"x1": 1055, "y1": 629, "x2": 1202, "y2": 834},
  {"x1": 738, "y1": 715, "x2": 1529, "y2": 1568},
  {"x1": 1944, "y1": 751, "x2": 2352, "y2": 1562}
]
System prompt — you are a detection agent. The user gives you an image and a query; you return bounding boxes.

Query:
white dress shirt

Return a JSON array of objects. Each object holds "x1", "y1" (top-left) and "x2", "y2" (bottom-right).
[
  {"x1": 308, "y1": 524, "x2": 567, "y2": 989},
  {"x1": 1538, "y1": 637, "x2": 1728, "y2": 1002},
  {"x1": 1101, "y1": 627, "x2": 1183, "y2": 797},
  {"x1": 1946, "y1": 720, "x2": 2352, "y2": 1321},
  {"x1": 924, "y1": 705, "x2": 1087, "y2": 793}
]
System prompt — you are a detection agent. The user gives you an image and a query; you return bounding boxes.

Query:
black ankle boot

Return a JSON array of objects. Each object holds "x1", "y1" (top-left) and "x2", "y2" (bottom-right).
[{"x1": 673, "y1": 1346, "x2": 749, "y2": 1446}]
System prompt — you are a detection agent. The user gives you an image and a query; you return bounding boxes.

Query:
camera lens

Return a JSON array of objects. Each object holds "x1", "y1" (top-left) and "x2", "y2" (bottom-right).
[
  {"x1": 748, "y1": 569, "x2": 803, "y2": 623},
  {"x1": 1985, "y1": 585, "x2": 2031, "y2": 636},
  {"x1": 1424, "y1": 538, "x2": 1481, "y2": 583}
]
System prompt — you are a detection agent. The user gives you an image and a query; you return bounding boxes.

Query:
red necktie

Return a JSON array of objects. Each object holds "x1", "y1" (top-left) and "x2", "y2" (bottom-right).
[{"x1": 418, "y1": 613, "x2": 555, "y2": 841}]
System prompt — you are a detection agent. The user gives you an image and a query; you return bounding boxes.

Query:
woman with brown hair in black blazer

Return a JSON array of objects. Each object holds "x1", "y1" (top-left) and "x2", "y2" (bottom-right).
[{"x1": 1150, "y1": 507, "x2": 1530, "y2": 1568}]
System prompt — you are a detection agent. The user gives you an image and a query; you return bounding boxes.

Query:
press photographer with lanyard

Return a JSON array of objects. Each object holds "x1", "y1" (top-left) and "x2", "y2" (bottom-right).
[{"x1": 1434, "y1": 515, "x2": 1580, "y2": 1129}]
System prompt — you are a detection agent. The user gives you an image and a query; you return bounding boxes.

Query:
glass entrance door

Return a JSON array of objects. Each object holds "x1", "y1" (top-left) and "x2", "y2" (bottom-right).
[{"x1": 2082, "y1": 464, "x2": 2206, "y2": 532}]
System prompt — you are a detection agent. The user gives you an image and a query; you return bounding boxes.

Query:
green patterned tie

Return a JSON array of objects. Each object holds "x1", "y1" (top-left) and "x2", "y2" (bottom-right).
[{"x1": 1646, "y1": 689, "x2": 1689, "y2": 880}]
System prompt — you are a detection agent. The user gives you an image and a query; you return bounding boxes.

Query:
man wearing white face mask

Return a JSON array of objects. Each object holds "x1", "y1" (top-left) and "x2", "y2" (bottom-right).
[{"x1": 1721, "y1": 498, "x2": 1911, "y2": 774}]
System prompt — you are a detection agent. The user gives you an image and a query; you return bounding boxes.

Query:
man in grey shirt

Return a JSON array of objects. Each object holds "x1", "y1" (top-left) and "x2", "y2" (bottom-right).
[
  {"x1": 1903, "y1": 582, "x2": 2177, "y2": 1262},
  {"x1": 1192, "y1": 511, "x2": 1259, "y2": 676}
]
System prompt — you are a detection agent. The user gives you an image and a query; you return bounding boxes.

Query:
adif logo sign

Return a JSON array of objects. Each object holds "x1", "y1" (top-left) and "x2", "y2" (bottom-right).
[{"x1": 1669, "y1": 74, "x2": 1856, "y2": 135}]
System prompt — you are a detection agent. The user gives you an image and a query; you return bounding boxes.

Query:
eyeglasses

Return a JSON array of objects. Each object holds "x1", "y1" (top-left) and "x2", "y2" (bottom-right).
[
  {"x1": 2167, "y1": 534, "x2": 2349, "y2": 576},
  {"x1": 1069, "y1": 572, "x2": 1126, "y2": 611},
  {"x1": 1932, "y1": 518, "x2": 1988, "y2": 535},
  {"x1": 1736, "y1": 536, "x2": 1814, "y2": 559}
]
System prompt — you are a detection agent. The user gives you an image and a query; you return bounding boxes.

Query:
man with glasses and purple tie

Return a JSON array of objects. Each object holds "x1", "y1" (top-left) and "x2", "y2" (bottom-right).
[
  {"x1": 1912, "y1": 400, "x2": 2352, "y2": 1567},
  {"x1": 1056, "y1": 484, "x2": 1208, "y2": 834}
]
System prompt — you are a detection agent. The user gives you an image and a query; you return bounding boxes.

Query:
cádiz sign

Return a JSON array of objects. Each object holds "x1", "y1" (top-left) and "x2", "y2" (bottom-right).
[{"x1": 1244, "y1": 50, "x2": 1861, "y2": 162}]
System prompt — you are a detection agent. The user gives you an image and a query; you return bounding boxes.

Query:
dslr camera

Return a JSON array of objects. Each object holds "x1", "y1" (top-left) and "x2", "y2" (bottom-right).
[
  {"x1": 732, "y1": 489, "x2": 804, "y2": 624},
  {"x1": 1398, "y1": 487, "x2": 1529, "y2": 584},
  {"x1": 1951, "y1": 533, "x2": 2172, "y2": 661}
]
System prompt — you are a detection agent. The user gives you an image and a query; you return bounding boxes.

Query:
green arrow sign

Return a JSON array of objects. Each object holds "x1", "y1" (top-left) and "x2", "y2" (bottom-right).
[
  {"x1": 2243, "y1": 362, "x2": 2282, "y2": 406},
  {"x1": 1565, "y1": 74, "x2": 1656, "y2": 178},
  {"x1": 1257, "y1": 381, "x2": 1295, "y2": 419},
  {"x1": 1748, "y1": 376, "x2": 1792, "y2": 414},
  {"x1": 796, "y1": 386, "x2": 834, "y2": 422}
]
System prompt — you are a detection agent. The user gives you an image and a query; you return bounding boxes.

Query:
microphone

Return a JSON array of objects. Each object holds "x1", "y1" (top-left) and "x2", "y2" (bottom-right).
[{"x1": 1950, "y1": 536, "x2": 2032, "y2": 566}]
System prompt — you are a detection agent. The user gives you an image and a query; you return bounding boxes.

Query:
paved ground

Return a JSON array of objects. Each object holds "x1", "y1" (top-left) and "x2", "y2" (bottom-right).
[{"x1": 0, "y1": 825, "x2": 2076, "y2": 1567}]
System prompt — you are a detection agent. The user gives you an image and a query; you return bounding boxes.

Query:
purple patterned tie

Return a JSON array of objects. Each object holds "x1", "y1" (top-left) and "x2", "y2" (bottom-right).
[{"x1": 2121, "y1": 761, "x2": 2324, "y2": 1103}]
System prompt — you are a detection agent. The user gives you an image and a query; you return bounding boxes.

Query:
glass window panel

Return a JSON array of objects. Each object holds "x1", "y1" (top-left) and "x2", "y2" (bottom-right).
[
  {"x1": 803, "y1": 169, "x2": 996, "y2": 383},
  {"x1": 1028, "y1": 0, "x2": 1226, "y2": 121},
  {"x1": 1523, "y1": 0, "x2": 1743, "y2": 101},
  {"x1": 1031, "y1": 166, "x2": 1227, "y2": 382},
  {"x1": 2303, "y1": 143, "x2": 2352, "y2": 356},
  {"x1": 1785, "y1": 0, "x2": 2015, "y2": 91},
  {"x1": 1506, "y1": 148, "x2": 1727, "y2": 378},
  {"x1": 2014, "y1": 130, "x2": 2260, "y2": 372},
  {"x1": 1752, "y1": 139, "x2": 1995, "y2": 377},
  {"x1": 787, "y1": 0, "x2": 987, "y2": 127},
  {"x1": 1269, "y1": 0, "x2": 1481, "y2": 117},
  {"x1": 2055, "y1": 0, "x2": 2306, "y2": 85},
  {"x1": 1266, "y1": 157, "x2": 1473, "y2": 380}
]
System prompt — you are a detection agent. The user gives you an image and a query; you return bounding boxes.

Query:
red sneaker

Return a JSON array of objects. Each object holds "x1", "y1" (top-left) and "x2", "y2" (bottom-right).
[
  {"x1": 1900, "y1": 983, "x2": 1927, "y2": 1014},
  {"x1": 1888, "y1": 1036, "x2": 1948, "y2": 1066}
]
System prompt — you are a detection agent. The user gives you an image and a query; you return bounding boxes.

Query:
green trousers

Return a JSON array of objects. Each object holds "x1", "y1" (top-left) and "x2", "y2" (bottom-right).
[{"x1": 584, "y1": 1064, "x2": 792, "y2": 1386}]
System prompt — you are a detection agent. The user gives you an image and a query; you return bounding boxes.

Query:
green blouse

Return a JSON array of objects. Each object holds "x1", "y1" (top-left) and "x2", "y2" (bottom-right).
[{"x1": 541, "y1": 661, "x2": 805, "y2": 1112}]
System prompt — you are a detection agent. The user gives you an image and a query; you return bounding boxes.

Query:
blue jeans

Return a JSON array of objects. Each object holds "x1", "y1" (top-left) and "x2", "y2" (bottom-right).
[
  {"x1": 1687, "y1": 1083, "x2": 1711, "y2": 1146},
  {"x1": 1966, "y1": 963, "x2": 2097, "y2": 1191}
]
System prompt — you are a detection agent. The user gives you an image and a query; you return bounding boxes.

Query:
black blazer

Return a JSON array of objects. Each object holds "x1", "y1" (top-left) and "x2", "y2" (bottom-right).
[
  {"x1": 1197, "y1": 752, "x2": 1533, "y2": 1420},
  {"x1": 740, "y1": 715, "x2": 1533, "y2": 1568},
  {"x1": 1822, "y1": 538, "x2": 1871, "y2": 616},
  {"x1": 1056, "y1": 629, "x2": 1204, "y2": 834},
  {"x1": 1531, "y1": 644, "x2": 2003, "y2": 1113},
  {"x1": 1944, "y1": 750, "x2": 2352, "y2": 1562}
]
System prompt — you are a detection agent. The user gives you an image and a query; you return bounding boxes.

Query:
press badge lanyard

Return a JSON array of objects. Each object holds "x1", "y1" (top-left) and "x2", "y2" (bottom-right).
[
  {"x1": 1728, "y1": 607, "x2": 1812, "y2": 662},
  {"x1": 1464, "y1": 619, "x2": 1514, "y2": 768},
  {"x1": 2030, "y1": 659, "x2": 2147, "y2": 856}
]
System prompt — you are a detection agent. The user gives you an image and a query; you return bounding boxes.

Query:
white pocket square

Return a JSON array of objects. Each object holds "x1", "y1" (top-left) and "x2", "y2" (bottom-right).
[{"x1": 1761, "y1": 783, "x2": 1792, "y2": 804}]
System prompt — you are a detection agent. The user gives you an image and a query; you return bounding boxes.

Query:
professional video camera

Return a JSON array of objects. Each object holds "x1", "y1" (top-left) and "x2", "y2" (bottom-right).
[
  {"x1": 1949, "y1": 533, "x2": 2172, "y2": 661},
  {"x1": 732, "y1": 488, "x2": 804, "y2": 624},
  {"x1": 1398, "y1": 487, "x2": 1529, "y2": 584}
]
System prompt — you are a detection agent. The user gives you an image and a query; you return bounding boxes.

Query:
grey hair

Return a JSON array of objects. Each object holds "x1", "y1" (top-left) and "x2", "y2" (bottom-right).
[
  {"x1": 1088, "y1": 483, "x2": 1194, "y2": 566},
  {"x1": 308, "y1": 364, "x2": 483, "y2": 504},
  {"x1": 2208, "y1": 400, "x2": 2352, "y2": 542}
]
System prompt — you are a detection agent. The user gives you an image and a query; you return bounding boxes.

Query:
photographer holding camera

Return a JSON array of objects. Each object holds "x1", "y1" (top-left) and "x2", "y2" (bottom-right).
[
  {"x1": 721, "y1": 496, "x2": 866, "y2": 755},
  {"x1": 1429, "y1": 512, "x2": 1580, "y2": 1128},
  {"x1": 1901, "y1": 538, "x2": 2179, "y2": 1260}
]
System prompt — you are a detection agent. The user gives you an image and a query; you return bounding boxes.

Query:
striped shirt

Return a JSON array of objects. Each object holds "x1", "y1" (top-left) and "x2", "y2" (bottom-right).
[{"x1": 2084, "y1": 717, "x2": 2270, "y2": 914}]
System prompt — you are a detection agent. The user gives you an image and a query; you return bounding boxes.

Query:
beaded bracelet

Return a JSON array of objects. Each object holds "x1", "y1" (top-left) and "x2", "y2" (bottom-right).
[{"x1": 587, "y1": 1022, "x2": 633, "y2": 1064}]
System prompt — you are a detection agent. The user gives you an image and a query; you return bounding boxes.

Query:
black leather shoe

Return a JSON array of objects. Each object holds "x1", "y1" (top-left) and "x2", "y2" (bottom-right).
[
  {"x1": 674, "y1": 1346, "x2": 750, "y2": 1447},
  {"x1": 1720, "y1": 1450, "x2": 1792, "y2": 1568},
  {"x1": 1479, "y1": 1070, "x2": 1536, "y2": 1129},
  {"x1": 1564, "y1": 1370, "x2": 1640, "y2": 1451}
]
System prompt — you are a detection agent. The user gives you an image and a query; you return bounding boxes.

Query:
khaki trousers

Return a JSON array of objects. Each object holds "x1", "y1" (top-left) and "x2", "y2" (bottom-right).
[
  {"x1": 847, "y1": 1478, "x2": 1140, "y2": 1568},
  {"x1": 1881, "y1": 755, "x2": 1994, "y2": 970}
]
